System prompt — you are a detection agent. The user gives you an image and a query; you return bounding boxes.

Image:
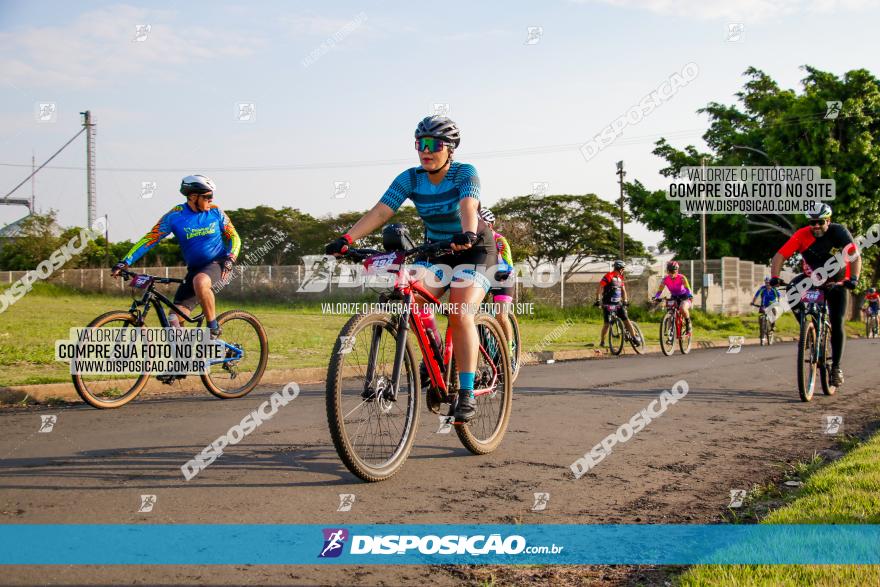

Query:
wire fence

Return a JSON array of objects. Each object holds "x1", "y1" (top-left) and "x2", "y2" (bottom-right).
[{"x1": 1, "y1": 255, "x2": 785, "y2": 315}]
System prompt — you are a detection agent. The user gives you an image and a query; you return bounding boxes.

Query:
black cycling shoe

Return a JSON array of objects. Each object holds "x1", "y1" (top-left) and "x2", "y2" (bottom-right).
[
  {"x1": 454, "y1": 393, "x2": 477, "y2": 424},
  {"x1": 209, "y1": 326, "x2": 222, "y2": 340},
  {"x1": 830, "y1": 367, "x2": 844, "y2": 387},
  {"x1": 156, "y1": 374, "x2": 186, "y2": 385}
]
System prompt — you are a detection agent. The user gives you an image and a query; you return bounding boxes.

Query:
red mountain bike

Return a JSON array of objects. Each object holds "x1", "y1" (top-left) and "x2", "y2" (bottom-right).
[
  {"x1": 325, "y1": 241, "x2": 513, "y2": 482},
  {"x1": 655, "y1": 296, "x2": 692, "y2": 355}
]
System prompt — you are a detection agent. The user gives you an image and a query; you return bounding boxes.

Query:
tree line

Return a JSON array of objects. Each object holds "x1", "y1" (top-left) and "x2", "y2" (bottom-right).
[{"x1": 0, "y1": 194, "x2": 641, "y2": 276}]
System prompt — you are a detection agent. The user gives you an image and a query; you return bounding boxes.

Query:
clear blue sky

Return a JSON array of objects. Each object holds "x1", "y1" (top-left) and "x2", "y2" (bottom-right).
[{"x1": 1, "y1": 0, "x2": 878, "y2": 247}]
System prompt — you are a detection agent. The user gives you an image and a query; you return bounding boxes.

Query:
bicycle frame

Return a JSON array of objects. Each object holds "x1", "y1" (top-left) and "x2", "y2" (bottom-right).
[
  {"x1": 362, "y1": 252, "x2": 500, "y2": 402},
  {"x1": 799, "y1": 288, "x2": 832, "y2": 363},
  {"x1": 123, "y1": 271, "x2": 242, "y2": 367}
]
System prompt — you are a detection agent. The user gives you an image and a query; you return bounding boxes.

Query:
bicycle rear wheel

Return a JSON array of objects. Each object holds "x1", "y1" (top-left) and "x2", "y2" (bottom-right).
[
  {"x1": 660, "y1": 313, "x2": 675, "y2": 356},
  {"x1": 629, "y1": 321, "x2": 646, "y2": 354},
  {"x1": 508, "y1": 312, "x2": 522, "y2": 382},
  {"x1": 201, "y1": 310, "x2": 269, "y2": 399},
  {"x1": 326, "y1": 312, "x2": 420, "y2": 482},
  {"x1": 678, "y1": 317, "x2": 692, "y2": 354},
  {"x1": 797, "y1": 320, "x2": 818, "y2": 402},
  {"x1": 819, "y1": 320, "x2": 837, "y2": 396},
  {"x1": 455, "y1": 313, "x2": 513, "y2": 455},
  {"x1": 607, "y1": 317, "x2": 624, "y2": 356},
  {"x1": 72, "y1": 311, "x2": 150, "y2": 409}
]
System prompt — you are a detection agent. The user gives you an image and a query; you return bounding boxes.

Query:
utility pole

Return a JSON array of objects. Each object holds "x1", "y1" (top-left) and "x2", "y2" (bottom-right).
[
  {"x1": 30, "y1": 153, "x2": 35, "y2": 213},
  {"x1": 81, "y1": 110, "x2": 96, "y2": 228},
  {"x1": 616, "y1": 160, "x2": 626, "y2": 259},
  {"x1": 700, "y1": 156, "x2": 708, "y2": 313}
]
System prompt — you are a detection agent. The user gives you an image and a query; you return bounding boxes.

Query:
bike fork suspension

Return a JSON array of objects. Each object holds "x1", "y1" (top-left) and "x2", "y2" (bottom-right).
[{"x1": 389, "y1": 298, "x2": 413, "y2": 402}]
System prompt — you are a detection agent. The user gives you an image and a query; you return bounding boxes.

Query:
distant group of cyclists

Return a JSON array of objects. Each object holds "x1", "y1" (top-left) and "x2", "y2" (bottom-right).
[{"x1": 111, "y1": 113, "x2": 871, "y2": 417}]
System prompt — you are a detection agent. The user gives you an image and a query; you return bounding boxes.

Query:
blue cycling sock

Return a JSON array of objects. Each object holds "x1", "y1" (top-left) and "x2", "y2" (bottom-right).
[
  {"x1": 207, "y1": 319, "x2": 219, "y2": 330},
  {"x1": 459, "y1": 372, "x2": 475, "y2": 398}
]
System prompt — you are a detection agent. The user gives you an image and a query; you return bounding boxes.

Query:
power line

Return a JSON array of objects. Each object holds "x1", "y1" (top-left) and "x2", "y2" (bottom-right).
[
  {"x1": 2, "y1": 127, "x2": 86, "y2": 200},
  {"x1": 0, "y1": 129, "x2": 707, "y2": 173},
  {"x1": 0, "y1": 107, "x2": 846, "y2": 175}
]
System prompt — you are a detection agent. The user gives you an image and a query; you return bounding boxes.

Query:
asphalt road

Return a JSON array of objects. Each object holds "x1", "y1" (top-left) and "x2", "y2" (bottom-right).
[{"x1": 2, "y1": 338, "x2": 879, "y2": 586}]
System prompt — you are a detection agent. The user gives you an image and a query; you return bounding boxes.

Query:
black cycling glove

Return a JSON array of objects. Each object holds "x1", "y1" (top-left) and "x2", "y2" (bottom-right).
[
  {"x1": 325, "y1": 234, "x2": 352, "y2": 255},
  {"x1": 452, "y1": 231, "x2": 478, "y2": 246}
]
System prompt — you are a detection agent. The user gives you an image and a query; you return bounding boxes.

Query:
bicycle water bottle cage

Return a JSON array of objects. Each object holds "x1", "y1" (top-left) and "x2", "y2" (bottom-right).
[{"x1": 378, "y1": 290, "x2": 404, "y2": 303}]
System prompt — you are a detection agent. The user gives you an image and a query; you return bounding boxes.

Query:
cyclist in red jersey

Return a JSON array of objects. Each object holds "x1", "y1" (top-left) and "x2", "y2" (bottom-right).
[
  {"x1": 863, "y1": 287, "x2": 880, "y2": 319},
  {"x1": 769, "y1": 203, "x2": 860, "y2": 386},
  {"x1": 596, "y1": 260, "x2": 640, "y2": 345}
]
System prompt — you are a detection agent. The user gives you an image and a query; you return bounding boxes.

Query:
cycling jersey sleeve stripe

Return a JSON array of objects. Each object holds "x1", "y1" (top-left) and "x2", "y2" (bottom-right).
[
  {"x1": 453, "y1": 163, "x2": 481, "y2": 200},
  {"x1": 122, "y1": 207, "x2": 178, "y2": 265},
  {"x1": 379, "y1": 169, "x2": 416, "y2": 211},
  {"x1": 221, "y1": 211, "x2": 241, "y2": 258}
]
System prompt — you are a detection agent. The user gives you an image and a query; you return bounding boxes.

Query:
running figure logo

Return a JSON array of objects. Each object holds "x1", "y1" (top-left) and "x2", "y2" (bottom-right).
[
  {"x1": 824, "y1": 101, "x2": 842, "y2": 120},
  {"x1": 337, "y1": 493, "x2": 355, "y2": 512},
  {"x1": 318, "y1": 528, "x2": 349, "y2": 558},
  {"x1": 728, "y1": 489, "x2": 746, "y2": 508},
  {"x1": 436, "y1": 415, "x2": 454, "y2": 434},
  {"x1": 531, "y1": 492, "x2": 550, "y2": 511},
  {"x1": 138, "y1": 494, "x2": 157, "y2": 513},
  {"x1": 726, "y1": 336, "x2": 744, "y2": 354},
  {"x1": 38, "y1": 415, "x2": 57, "y2": 433},
  {"x1": 824, "y1": 415, "x2": 843, "y2": 435}
]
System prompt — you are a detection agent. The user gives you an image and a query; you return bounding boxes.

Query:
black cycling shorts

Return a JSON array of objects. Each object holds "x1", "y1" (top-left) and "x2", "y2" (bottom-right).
[
  {"x1": 173, "y1": 259, "x2": 223, "y2": 310},
  {"x1": 602, "y1": 303, "x2": 628, "y2": 323}
]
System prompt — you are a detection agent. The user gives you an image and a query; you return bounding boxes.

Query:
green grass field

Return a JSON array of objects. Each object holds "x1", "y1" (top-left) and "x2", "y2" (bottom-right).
[
  {"x1": 678, "y1": 431, "x2": 880, "y2": 586},
  {"x1": 0, "y1": 283, "x2": 861, "y2": 387}
]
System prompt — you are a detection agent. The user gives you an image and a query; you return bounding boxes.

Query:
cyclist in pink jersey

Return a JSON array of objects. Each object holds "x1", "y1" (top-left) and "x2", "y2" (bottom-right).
[{"x1": 652, "y1": 260, "x2": 694, "y2": 334}]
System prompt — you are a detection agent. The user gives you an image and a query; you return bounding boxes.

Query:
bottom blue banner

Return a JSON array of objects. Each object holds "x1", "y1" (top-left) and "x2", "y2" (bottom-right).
[{"x1": 1, "y1": 524, "x2": 879, "y2": 565}]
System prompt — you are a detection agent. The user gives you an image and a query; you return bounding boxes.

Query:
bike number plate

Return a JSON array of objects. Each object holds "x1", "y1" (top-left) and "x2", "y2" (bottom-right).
[
  {"x1": 802, "y1": 289, "x2": 824, "y2": 303},
  {"x1": 363, "y1": 252, "x2": 401, "y2": 274},
  {"x1": 665, "y1": 300, "x2": 677, "y2": 309},
  {"x1": 130, "y1": 274, "x2": 153, "y2": 289}
]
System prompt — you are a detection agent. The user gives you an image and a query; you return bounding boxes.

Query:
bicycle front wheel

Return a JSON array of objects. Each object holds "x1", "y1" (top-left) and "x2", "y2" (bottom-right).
[
  {"x1": 797, "y1": 320, "x2": 818, "y2": 402},
  {"x1": 607, "y1": 317, "x2": 624, "y2": 356},
  {"x1": 660, "y1": 313, "x2": 675, "y2": 356},
  {"x1": 201, "y1": 310, "x2": 269, "y2": 399},
  {"x1": 72, "y1": 311, "x2": 150, "y2": 409},
  {"x1": 326, "y1": 312, "x2": 420, "y2": 482}
]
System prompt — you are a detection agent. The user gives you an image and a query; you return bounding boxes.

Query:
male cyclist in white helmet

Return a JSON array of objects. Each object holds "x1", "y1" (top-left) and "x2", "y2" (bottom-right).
[{"x1": 112, "y1": 175, "x2": 241, "y2": 341}]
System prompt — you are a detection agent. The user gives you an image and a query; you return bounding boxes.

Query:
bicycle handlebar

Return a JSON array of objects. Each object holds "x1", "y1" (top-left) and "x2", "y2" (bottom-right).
[
  {"x1": 116, "y1": 267, "x2": 184, "y2": 285},
  {"x1": 342, "y1": 239, "x2": 454, "y2": 262}
]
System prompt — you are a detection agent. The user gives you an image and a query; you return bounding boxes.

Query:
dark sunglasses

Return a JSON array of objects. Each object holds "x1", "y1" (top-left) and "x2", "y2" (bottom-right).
[
  {"x1": 808, "y1": 218, "x2": 827, "y2": 226},
  {"x1": 415, "y1": 137, "x2": 448, "y2": 153},
  {"x1": 197, "y1": 193, "x2": 214, "y2": 200}
]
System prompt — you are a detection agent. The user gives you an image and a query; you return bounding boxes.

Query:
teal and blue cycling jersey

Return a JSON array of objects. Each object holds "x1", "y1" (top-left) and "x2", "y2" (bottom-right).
[
  {"x1": 378, "y1": 161, "x2": 480, "y2": 241},
  {"x1": 754, "y1": 285, "x2": 781, "y2": 307},
  {"x1": 122, "y1": 203, "x2": 241, "y2": 269}
]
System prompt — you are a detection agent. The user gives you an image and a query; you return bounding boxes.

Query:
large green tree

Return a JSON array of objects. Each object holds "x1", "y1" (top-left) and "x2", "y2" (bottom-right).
[
  {"x1": 493, "y1": 194, "x2": 645, "y2": 278},
  {"x1": 627, "y1": 66, "x2": 880, "y2": 278}
]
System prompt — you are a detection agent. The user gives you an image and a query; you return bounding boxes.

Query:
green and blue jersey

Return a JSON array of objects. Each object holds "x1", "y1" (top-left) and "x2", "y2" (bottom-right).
[{"x1": 122, "y1": 203, "x2": 241, "y2": 269}]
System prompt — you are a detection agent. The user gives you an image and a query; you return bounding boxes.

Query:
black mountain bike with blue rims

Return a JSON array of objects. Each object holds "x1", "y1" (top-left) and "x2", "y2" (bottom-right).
[{"x1": 72, "y1": 268, "x2": 268, "y2": 409}]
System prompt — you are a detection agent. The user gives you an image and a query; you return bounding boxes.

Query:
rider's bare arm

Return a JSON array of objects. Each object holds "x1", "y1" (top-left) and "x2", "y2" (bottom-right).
[
  {"x1": 451, "y1": 197, "x2": 479, "y2": 252},
  {"x1": 770, "y1": 252, "x2": 785, "y2": 277},
  {"x1": 346, "y1": 203, "x2": 395, "y2": 241}
]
